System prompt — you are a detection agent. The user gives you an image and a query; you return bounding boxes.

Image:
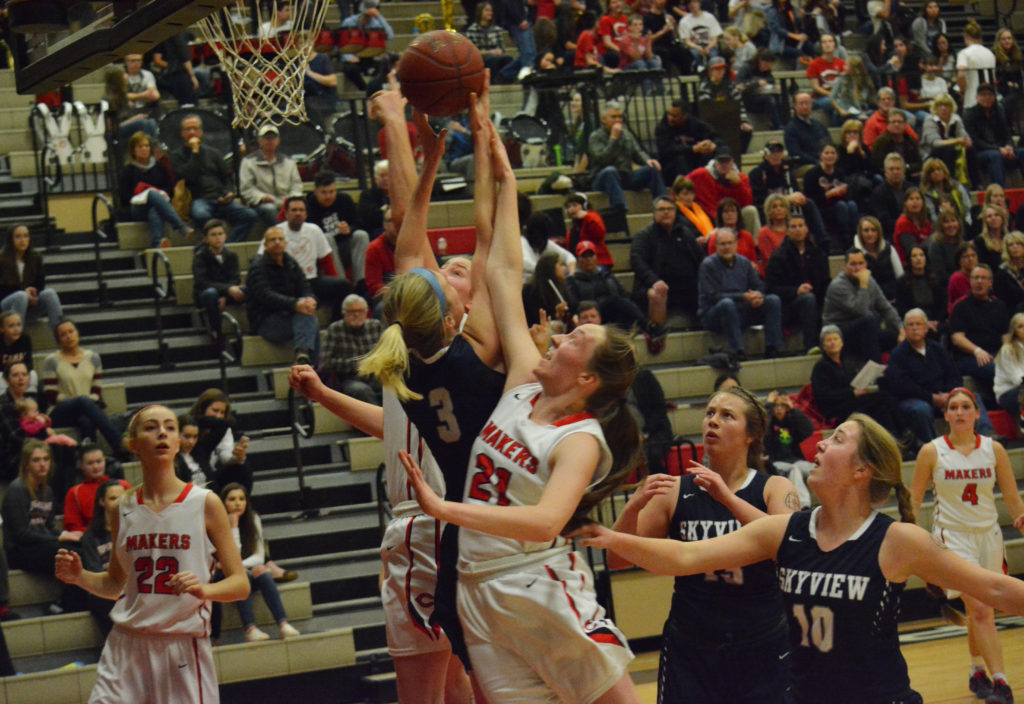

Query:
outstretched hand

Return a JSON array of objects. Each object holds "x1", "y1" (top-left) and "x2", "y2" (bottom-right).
[
  {"x1": 488, "y1": 122, "x2": 514, "y2": 183},
  {"x1": 529, "y1": 308, "x2": 552, "y2": 355},
  {"x1": 413, "y1": 109, "x2": 447, "y2": 167},
  {"x1": 468, "y1": 70, "x2": 492, "y2": 134},
  {"x1": 398, "y1": 450, "x2": 447, "y2": 520},
  {"x1": 568, "y1": 522, "x2": 615, "y2": 549},
  {"x1": 685, "y1": 461, "x2": 733, "y2": 504},
  {"x1": 289, "y1": 364, "x2": 326, "y2": 404},
  {"x1": 625, "y1": 473, "x2": 677, "y2": 513},
  {"x1": 369, "y1": 71, "x2": 407, "y2": 122}
]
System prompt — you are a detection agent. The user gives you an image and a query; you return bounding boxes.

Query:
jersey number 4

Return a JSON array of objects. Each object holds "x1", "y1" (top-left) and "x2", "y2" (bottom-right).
[
  {"x1": 961, "y1": 483, "x2": 979, "y2": 505},
  {"x1": 792, "y1": 603, "x2": 834, "y2": 653},
  {"x1": 429, "y1": 388, "x2": 462, "y2": 443},
  {"x1": 468, "y1": 453, "x2": 511, "y2": 506},
  {"x1": 135, "y1": 556, "x2": 180, "y2": 594}
]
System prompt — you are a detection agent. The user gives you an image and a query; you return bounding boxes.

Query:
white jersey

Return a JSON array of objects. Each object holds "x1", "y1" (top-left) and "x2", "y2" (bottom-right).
[
  {"x1": 930, "y1": 434, "x2": 998, "y2": 532},
  {"x1": 383, "y1": 389, "x2": 446, "y2": 516},
  {"x1": 458, "y1": 383, "x2": 611, "y2": 566},
  {"x1": 257, "y1": 222, "x2": 332, "y2": 280},
  {"x1": 110, "y1": 484, "x2": 216, "y2": 637},
  {"x1": 955, "y1": 44, "x2": 996, "y2": 109}
]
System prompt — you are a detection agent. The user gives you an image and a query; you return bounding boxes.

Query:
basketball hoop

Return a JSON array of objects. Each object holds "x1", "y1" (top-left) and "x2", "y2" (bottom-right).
[{"x1": 194, "y1": 0, "x2": 330, "y2": 129}]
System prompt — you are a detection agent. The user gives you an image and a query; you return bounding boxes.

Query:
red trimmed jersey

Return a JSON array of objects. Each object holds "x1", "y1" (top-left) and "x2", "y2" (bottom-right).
[{"x1": 929, "y1": 434, "x2": 999, "y2": 532}]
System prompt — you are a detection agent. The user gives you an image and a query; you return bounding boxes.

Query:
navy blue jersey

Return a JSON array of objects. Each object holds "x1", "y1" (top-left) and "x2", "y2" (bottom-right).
[
  {"x1": 403, "y1": 335, "x2": 506, "y2": 502},
  {"x1": 777, "y1": 509, "x2": 919, "y2": 704},
  {"x1": 667, "y1": 471, "x2": 786, "y2": 637}
]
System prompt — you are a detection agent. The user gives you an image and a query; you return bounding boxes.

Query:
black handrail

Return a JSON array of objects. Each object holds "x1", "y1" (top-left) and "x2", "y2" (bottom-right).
[
  {"x1": 149, "y1": 249, "x2": 175, "y2": 371},
  {"x1": 216, "y1": 311, "x2": 243, "y2": 390},
  {"x1": 287, "y1": 386, "x2": 317, "y2": 519},
  {"x1": 90, "y1": 193, "x2": 113, "y2": 308},
  {"x1": 37, "y1": 143, "x2": 61, "y2": 252}
]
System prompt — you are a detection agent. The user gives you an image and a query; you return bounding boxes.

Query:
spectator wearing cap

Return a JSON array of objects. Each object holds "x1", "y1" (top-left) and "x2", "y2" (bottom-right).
[
  {"x1": 964, "y1": 82, "x2": 1024, "y2": 187},
  {"x1": 784, "y1": 92, "x2": 832, "y2": 166},
  {"x1": 564, "y1": 193, "x2": 613, "y2": 269},
  {"x1": 655, "y1": 100, "x2": 723, "y2": 186},
  {"x1": 748, "y1": 138, "x2": 828, "y2": 247},
  {"x1": 239, "y1": 124, "x2": 304, "y2": 228},
  {"x1": 685, "y1": 145, "x2": 759, "y2": 236},
  {"x1": 587, "y1": 100, "x2": 666, "y2": 225},
  {"x1": 339, "y1": 0, "x2": 394, "y2": 92},
  {"x1": 698, "y1": 228, "x2": 783, "y2": 359},
  {"x1": 697, "y1": 56, "x2": 754, "y2": 155}
]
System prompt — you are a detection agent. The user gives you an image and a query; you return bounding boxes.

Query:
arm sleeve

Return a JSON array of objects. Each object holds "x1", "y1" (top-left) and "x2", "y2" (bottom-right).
[
  {"x1": 62, "y1": 486, "x2": 87, "y2": 533},
  {"x1": 2, "y1": 485, "x2": 58, "y2": 545},
  {"x1": 238, "y1": 158, "x2": 263, "y2": 206}
]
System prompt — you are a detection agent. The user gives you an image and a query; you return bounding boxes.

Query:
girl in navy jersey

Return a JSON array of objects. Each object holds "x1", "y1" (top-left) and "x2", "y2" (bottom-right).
[
  {"x1": 401, "y1": 124, "x2": 644, "y2": 704},
  {"x1": 911, "y1": 388, "x2": 1024, "y2": 703},
  {"x1": 55, "y1": 405, "x2": 249, "y2": 704},
  {"x1": 611, "y1": 387, "x2": 800, "y2": 704},
  {"x1": 575, "y1": 413, "x2": 1024, "y2": 704}
]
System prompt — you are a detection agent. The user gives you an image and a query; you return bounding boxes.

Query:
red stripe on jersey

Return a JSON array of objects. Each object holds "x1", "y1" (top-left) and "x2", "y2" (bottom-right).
[
  {"x1": 193, "y1": 638, "x2": 204, "y2": 704},
  {"x1": 587, "y1": 632, "x2": 622, "y2": 645},
  {"x1": 528, "y1": 391, "x2": 596, "y2": 427},
  {"x1": 545, "y1": 565, "x2": 582, "y2": 622},
  {"x1": 174, "y1": 483, "x2": 194, "y2": 503},
  {"x1": 404, "y1": 518, "x2": 436, "y2": 640}
]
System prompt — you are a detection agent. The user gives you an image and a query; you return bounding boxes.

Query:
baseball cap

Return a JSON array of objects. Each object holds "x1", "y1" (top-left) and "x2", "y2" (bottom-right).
[
  {"x1": 258, "y1": 123, "x2": 279, "y2": 137},
  {"x1": 977, "y1": 82, "x2": 996, "y2": 95},
  {"x1": 714, "y1": 144, "x2": 733, "y2": 161},
  {"x1": 708, "y1": 56, "x2": 727, "y2": 69},
  {"x1": 576, "y1": 241, "x2": 598, "y2": 257},
  {"x1": 765, "y1": 139, "x2": 785, "y2": 152},
  {"x1": 363, "y1": 0, "x2": 380, "y2": 9}
]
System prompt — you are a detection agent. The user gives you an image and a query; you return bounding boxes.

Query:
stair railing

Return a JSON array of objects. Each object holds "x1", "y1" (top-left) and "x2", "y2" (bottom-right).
[
  {"x1": 288, "y1": 385, "x2": 318, "y2": 518},
  {"x1": 90, "y1": 193, "x2": 113, "y2": 308},
  {"x1": 149, "y1": 249, "x2": 175, "y2": 371},
  {"x1": 216, "y1": 311, "x2": 243, "y2": 390}
]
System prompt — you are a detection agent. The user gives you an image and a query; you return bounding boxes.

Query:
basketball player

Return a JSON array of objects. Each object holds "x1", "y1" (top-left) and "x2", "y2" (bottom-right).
[
  {"x1": 911, "y1": 388, "x2": 1024, "y2": 703},
  {"x1": 612, "y1": 387, "x2": 799, "y2": 704},
  {"x1": 399, "y1": 123, "x2": 644, "y2": 703},
  {"x1": 575, "y1": 413, "x2": 1024, "y2": 704},
  {"x1": 55, "y1": 406, "x2": 249, "y2": 704}
]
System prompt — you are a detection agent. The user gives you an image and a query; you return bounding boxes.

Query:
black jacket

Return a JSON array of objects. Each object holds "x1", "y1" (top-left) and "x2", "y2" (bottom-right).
[
  {"x1": 119, "y1": 159, "x2": 175, "y2": 212},
  {"x1": 630, "y1": 218, "x2": 706, "y2": 312},
  {"x1": 566, "y1": 267, "x2": 629, "y2": 304},
  {"x1": 0, "y1": 249, "x2": 45, "y2": 301},
  {"x1": 964, "y1": 103, "x2": 1013, "y2": 151},
  {"x1": 884, "y1": 338, "x2": 961, "y2": 403},
  {"x1": 245, "y1": 252, "x2": 312, "y2": 332},
  {"x1": 171, "y1": 144, "x2": 233, "y2": 201},
  {"x1": 764, "y1": 237, "x2": 830, "y2": 307},
  {"x1": 192, "y1": 245, "x2": 241, "y2": 305}
]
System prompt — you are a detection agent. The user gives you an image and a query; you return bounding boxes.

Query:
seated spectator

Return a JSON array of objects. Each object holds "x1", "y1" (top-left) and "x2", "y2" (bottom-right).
[
  {"x1": 587, "y1": 100, "x2": 666, "y2": 222},
  {"x1": 564, "y1": 193, "x2": 613, "y2": 269},
  {"x1": 338, "y1": 0, "x2": 394, "y2": 92},
  {"x1": 62, "y1": 443, "x2": 128, "y2": 534},
  {"x1": 982, "y1": 184, "x2": 1021, "y2": 233},
  {"x1": 994, "y1": 312, "x2": 1024, "y2": 415},
  {"x1": 785, "y1": 92, "x2": 833, "y2": 167},
  {"x1": 306, "y1": 171, "x2": 369, "y2": 291},
  {"x1": 631, "y1": 195, "x2": 706, "y2": 325},
  {"x1": 596, "y1": 0, "x2": 629, "y2": 68},
  {"x1": 706, "y1": 198, "x2": 757, "y2": 266},
  {"x1": 303, "y1": 49, "x2": 340, "y2": 126},
  {"x1": 869, "y1": 111, "x2": 922, "y2": 179},
  {"x1": 963, "y1": 82, "x2": 1024, "y2": 188},
  {"x1": 697, "y1": 56, "x2": 753, "y2": 153},
  {"x1": 655, "y1": 100, "x2": 721, "y2": 185},
  {"x1": 946, "y1": 241, "x2": 979, "y2": 314},
  {"x1": 901, "y1": 55, "x2": 949, "y2": 130},
  {"x1": 572, "y1": 12, "x2": 603, "y2": 70},
  {"x1": 625, "y1": 361, "x2": 674, "y2": 473},
  {"x1": 240, "y1": 124, "x2": 303, "y2": 228},
  {"x1": 43, "y1": 320, "x2": 126, "y2": 456},
  {"x1": 949, "y1": 263, "x2": 1008, "y2": 400},
  {"x1": 521, "y1": 212, "x2": 576, "y2": 283},
  {"x1": 822, "y1": 248, "x2": 901, "y2": 362},
  {"x1": 757, "y1": 194, "x2": 790, "y2": 269},
  {"x1": 671, "y1": 176, "x2": 714, "y2": 247},
  {"x1": 975, "y1": 203, "x2": 1010, "y2": 272},
  {"x1": 122, "y1": 53, "x2": 160, "y2": 127},
  {"x1": 722, "y1": 27, "x2": 757, "y2": 76},
  {"x1": 806, "y1": 33, "x2": 846, "y2": 120},
  {"x1": 765, "y1": 213, "x2": 829, "y2": 351},
  {"x1": 994, "y1": 230, "x2": 1024, "y2": 314},
  {"x1": 172, "y1": 114, "x2": 257, "y2": 243},
  {"x1": 728, "y1": 0, "x2": 771, "y2": 47},
  {"x1": 830, "y1": 56, "x2": 876, "y2": 122},
  {"x1": 644, "y1": 0, "x2": 687, "y2": 75},
  {"x1": 686, "y1": 146, "x2": 758, "y2": 235},
  {"x1": 910, "y1": 1, "x2": 945, "y2": 57},
  {"x1": 920, "y1": 157, "x2": 972, "y2": 230},
  {"x1": 738, "y1": 48, "x2": 785, "y2": 129},
  {"x1": 885, "y1": 308, "x2": 995, "y2": 443},
  {"x1": 894, "y1": 246, "x2": 946, "y2": 325},
  {"x1": 764, "y1": 390, "x2": 815, "y2": 504},
  {"x1": 835, "y1": 120, "x2": 877, "y2": 212},
  {"x1": 120, "y1": 131, "x2": 190, "y2": 249},
  {"x1": 766, "y1": 0, "x2": 813, "y2": 61},
  {"x1": 0, "y1": 224, "x2": 62, "y2": 334},
  {"x1": 464, "y1": 2, "x2": 515, "y2": 81},
  {"x1": 319, "y1": 294, "x2": 383, "y2": 403},
  {"x1": 863, "y1": 87, "x2": 918, "y2": 149},
  {"x1": 867, "y1": 152, "x2": 909, "y2": 238},
  {"x1": 811, "y1": 325, "x2": 909, "y2": 440},
  {"x1": 0, "y1": 362, "x2": 31, "y2": 482},
  {"x1": 522, "y1": 251, "x2": 573, "y2": 328},
  {"x1": 888, "y1": 37, "x2": 922, "y2": 101},
  {"x1": 16, "y1": 397, "x2": 75, "y2": 448},
  {"x1": 365, "y1": 206, "x2": 397, "y2": 304},
  {"x1": 748, "y1": 139, "x2": 827, "y2": 246},
  {"x1": 697, "y1": 228, "x2": 782, "y2": 359},
  {"x1": 246, "y1": 227, "x2": 321, "y2": 365},
  {"x1": 862, "y1": 34, "x2": 893, "y2": 88},
  {"x1": 174, "y1": 415, "x2": 207, "y2": 486},
  {"x1": 619, "y1": 14, "x2": 662, "y2": 85},
  {"x1": 150, "y1": 33, "x2": 209, "y2": 106},
  {"x1": 927, "y1": 212, "x2": 965, "y2": 290},
  {"x1": 0, "y1": 312, "x2": 35, "y2": 395},
  {"x1": 75, "y1": 478, "x2": 125, "y2": 636},
  {"x1": 188, "y1": 389, "x2": 251, "y2": 494},
  {"x1": 854, "y1": 215, "x2": 903, "y2": 300},
  {"x1": 102, "y1": 66, "x2": 158, "y2": 143},
  {"x1": 568, "y1": 246, "x2": 665, "y2": 345},
  {"x1": 193, "y1": 220, "x2": 245, "y2": 338},
  {"x1": 676, "y1": 0, "x2": 721, "y2": 70},
  {"x1": 258, "y1": 2, "x2": 291, "y2": 37},
  {"x1": 358, "y1": 160, "x2": 389, "y2": 240},
  {"x1": 802, "y1": 143, "x2": 859, "y2": 251},
  {"x1": 892, "y1": 187, "x2": 932, "y2": 265}
]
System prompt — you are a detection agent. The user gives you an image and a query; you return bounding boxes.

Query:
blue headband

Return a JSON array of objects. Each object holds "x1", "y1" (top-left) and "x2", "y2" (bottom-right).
[{"x1": 409, "y1": 267, "x2": 447, "y2": 315}]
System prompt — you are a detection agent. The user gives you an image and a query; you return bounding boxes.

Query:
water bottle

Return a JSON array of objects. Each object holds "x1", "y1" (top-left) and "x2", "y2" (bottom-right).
[
  {"x1": 437, "y1": 236, "x2": 448, "y2": 256},
  {"x1": 553, "y1": 144, "x2": 562, "y2": 167}
]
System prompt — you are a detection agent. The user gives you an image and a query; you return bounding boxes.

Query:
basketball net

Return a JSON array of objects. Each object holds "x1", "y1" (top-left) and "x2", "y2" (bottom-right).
[{"x1": 195, "y1": 0, "x2": 330, "y2": 128}]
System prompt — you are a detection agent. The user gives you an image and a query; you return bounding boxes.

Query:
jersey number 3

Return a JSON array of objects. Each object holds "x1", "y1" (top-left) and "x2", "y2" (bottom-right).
[
  {"x1": 468, "y1": 453, "x2": 511, "y2": 506},
  {"x1": 135, "y1": 556, "x2": 180, "y2": 594},
  {"x1": 429, "y1": 388, "x2": 462, "y2": 443}
]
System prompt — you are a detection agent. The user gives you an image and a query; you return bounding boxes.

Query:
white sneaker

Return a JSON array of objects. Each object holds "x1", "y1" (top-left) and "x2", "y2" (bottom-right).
[
  {"x1": 279, "y1": 622, "x2": 300, "y2": 639},
  {"x1": 244, "y1": 626, "x2": 270, "y2": 642}
]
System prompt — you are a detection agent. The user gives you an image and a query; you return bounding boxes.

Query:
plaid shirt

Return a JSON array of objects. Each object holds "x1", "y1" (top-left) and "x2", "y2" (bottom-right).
[
  {"x1": 463, "y1": 23, "x2": 506, "y2": 53},
  {"x1": 320, "y1": 318, "x2": 384, "y2": 380}
]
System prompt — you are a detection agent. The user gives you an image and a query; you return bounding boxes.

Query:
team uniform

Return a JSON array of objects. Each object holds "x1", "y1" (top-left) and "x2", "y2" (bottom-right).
[
  {"x1": 456, "y1": 383, "x2": 633, "y2": 704},
  {"x1": 928, "y1": 434, "x2": 1006, "y2": 595},
  {"x1": 379, "y1": 389, "x2": 450, "y2": 657},
  {"x1": 401, "y1": 333, "x2": 506, "y2": 665},
  {"x1": 90, "y1": 484, "x2": 218, "y2": 704},
  {"x1": 661, "y1": 471, "x2": 790, "y2": 704},
  {"x1": 776, "y1": 508, "x2": 922, "y2": 704}
]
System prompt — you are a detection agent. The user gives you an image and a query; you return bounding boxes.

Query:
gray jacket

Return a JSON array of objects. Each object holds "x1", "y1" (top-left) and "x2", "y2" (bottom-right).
[
  {"x1": 822, "y1": 271, "x2": 901, "y2": 330},
  {"x1": 587, "y1": 127, "x2": 650, "y2": 176},
  {"x1": 239, "y1": 152, "x2": 303, "y2": 208}
]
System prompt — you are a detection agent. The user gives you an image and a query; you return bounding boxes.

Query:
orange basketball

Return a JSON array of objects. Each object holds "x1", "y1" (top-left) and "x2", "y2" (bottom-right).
[{"x1": 396, "y1": 30, "x2": 485, "y2": 117}]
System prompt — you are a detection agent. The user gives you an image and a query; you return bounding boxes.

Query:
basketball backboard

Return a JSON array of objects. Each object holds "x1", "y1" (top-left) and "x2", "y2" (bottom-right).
[{"x1": 10, "y1": 0, "x2": 234, "y2": 95}]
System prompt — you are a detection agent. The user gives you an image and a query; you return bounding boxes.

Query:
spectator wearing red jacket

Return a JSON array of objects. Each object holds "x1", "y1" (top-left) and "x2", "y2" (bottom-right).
[
  {"x1": 365, "y1": 206, "x2": 397, "y2": 306},
  {"x1": 564, "y1": 193, "x2": 613, "y2": 269},
  {"x1": 685, "y1": 146, "x2": 759, "y2": 235},
  {"x1": 62, "y1": 444, "x2": 129, "y2": 534}
]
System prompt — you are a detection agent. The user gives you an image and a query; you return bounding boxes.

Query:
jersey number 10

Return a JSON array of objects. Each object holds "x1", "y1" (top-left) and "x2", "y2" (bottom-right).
[{"x1": 792, "y1": 603, "x2": 835, "y2": 653}]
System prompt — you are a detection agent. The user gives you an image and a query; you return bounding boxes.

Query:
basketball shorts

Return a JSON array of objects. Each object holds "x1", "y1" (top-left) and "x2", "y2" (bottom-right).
[
  {"x1": 457, "y1": 550, "x2": 634, "y2": 704},
  {"x1": 89, "y1": 626, "x2": 218, "y2": 704},
  {"x1": 933, "y1": 524, "x2": 1006, "y2": 599},
  {"x1": 380, "y1": 514, "x2": 450, "y2": 657}
]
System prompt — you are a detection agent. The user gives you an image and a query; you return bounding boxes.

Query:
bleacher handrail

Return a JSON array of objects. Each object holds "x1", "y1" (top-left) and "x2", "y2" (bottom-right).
[
  {"x1": 149, "y1": 249, "x2": 175, "y2": 371},
  {"x1": 217, "y1": 310, "x2": 244, "y2": 389},
  {"x1": 288, "y1": 385, "x2": 318, "y2": 518},
  {"x1": 90, "y1": 193, "x2": 113, "y2": 308}
]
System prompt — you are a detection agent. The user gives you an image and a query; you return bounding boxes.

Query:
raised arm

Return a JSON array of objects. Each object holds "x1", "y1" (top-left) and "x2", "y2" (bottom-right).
[
  {"x1": 55, "y1": 508, "x2": 128, "y2": 599},
  {"x1": 288, "y1": 364, "x2": 384, "y2": 438},
  {"x1": 394, "y1": 109, "x2": 446, "y2": 274},
  {"x1": 373, "y1": 75, "x2": 417, "y2": 233}
]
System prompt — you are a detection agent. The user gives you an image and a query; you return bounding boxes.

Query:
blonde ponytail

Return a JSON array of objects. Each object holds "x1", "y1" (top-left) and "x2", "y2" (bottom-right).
[{"x1": 359, "y1": 322, "x2": 420, "y2": 401}]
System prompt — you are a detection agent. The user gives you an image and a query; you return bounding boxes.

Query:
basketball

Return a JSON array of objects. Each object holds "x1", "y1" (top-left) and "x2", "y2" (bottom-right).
[{"x1": 396, "y1": 30, "x2": 485, "y2": 117}]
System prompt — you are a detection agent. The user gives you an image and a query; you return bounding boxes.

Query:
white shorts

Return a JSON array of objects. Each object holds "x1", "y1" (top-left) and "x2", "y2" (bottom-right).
[
  {"x1": 457, "y1": 551, "x2": 634, "y2": 704},
  {"x1": 89, "y1": 626, "x2": 218, "y2": 704},
  {"x1": 380, "y1": 514, "x2": 450, "y2": 657},
  {"x1": 933, "y1": 524, "x2": 1006, "y2": 599}
]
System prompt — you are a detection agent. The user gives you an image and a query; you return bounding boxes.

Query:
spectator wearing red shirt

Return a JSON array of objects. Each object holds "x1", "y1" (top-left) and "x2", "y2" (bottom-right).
[
  {"x1": 685, "y1": 146, "x2": 758, "y2": 235},
  {"x1": 805, "y1": 33, "x2": 845, "y2": 121},
  {"x1": 597, "y1": 0, "x2": 629, "y2": 67},
  {"x1": 892, "y1": 187, "x2": 933, "y2": 266},
  {"x1": 565, "y1": 193, "x2": 614, "y2": 268},
  {"x1": 706, "y1": 197, "x2": 758, "y2": 267},
  {"x1": 62, "y1": 444, "x2": 129, "y2": 534},
  {"x1": 863, "y1": 87, "x2": 919, "y2": 148},
  {"x1": 574, "y1": 12, "x2": 602, "y2": 68},
  {"x1": 364, "y1": 206, "x2": 397, "y2": 306}
]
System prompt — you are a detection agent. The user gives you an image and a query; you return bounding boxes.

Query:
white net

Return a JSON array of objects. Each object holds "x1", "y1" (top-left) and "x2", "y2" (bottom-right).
[{"x1": 194, "y1": 0, "x2": 330, "y2": 128}]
